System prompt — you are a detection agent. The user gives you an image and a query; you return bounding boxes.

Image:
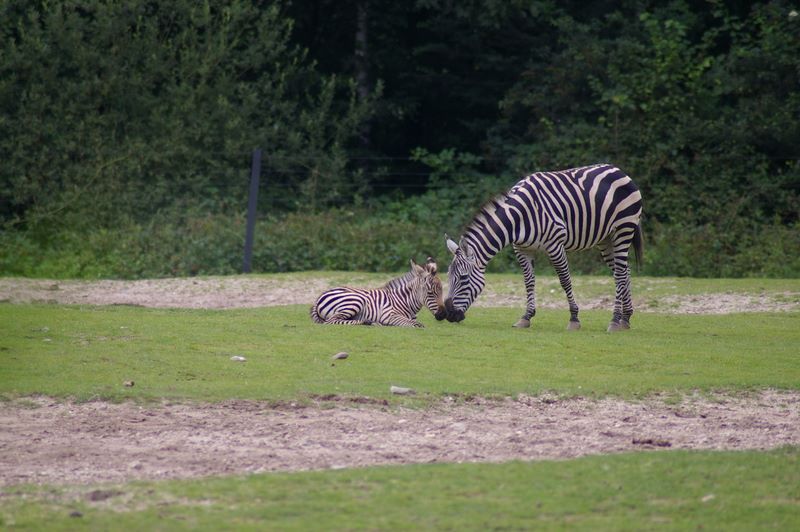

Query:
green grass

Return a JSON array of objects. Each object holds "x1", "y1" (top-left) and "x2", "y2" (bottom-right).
[
  {"x1": 2, "y1": 448, "x2": 798, "y2": 531},
  {"x1": 1, "y1": 274, "x2": 798, "y2": 530},
  {"x1": 1, "y1": 302, "x2": 798, "y2": 402}
]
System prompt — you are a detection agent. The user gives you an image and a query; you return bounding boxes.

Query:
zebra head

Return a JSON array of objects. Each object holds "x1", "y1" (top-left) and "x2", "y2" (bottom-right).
[
  {"x1": 424, "y1": 257, "x2": 447, "y2": 321},
  {"x1": 407, "y1": 258, "x2": 445, "y2": 320},
  {"x1": 444, "y1": 235, "x2": 486, "y2": 323}
]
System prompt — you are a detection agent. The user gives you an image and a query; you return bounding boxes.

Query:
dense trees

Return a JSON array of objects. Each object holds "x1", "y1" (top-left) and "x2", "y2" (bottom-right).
[
  {"x1": 289, "y1": 0, "x2": 799, "y2": 223},
  {"x1": 1, "y1": 0, "x2": 798, "y2": 277},
  {"x1": 0, "y1": 0, "x2": 373, "y2": 228}
]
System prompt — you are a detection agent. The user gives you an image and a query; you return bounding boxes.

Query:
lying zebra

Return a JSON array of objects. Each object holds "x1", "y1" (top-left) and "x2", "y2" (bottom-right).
[{"x1": 310, "y1": 258, "x2": 446, "y2": 327}]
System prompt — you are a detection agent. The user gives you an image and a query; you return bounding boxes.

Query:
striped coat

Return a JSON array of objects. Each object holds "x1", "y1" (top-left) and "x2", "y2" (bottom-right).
[
  {"x1": 444, "y1": 164, "x2": 643, "y2": 332},
  {"x1": 311, "y1": 259, "x2": 445, "y2": 327}
]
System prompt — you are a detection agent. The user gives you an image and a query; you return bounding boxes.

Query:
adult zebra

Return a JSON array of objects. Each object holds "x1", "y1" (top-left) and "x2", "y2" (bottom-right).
[
  {"x1": 311, "y1": 258, "x2": 446, "y2": 327},
  {"x1": 443, "y1": 164, "x2": 643, "y2": 332}
]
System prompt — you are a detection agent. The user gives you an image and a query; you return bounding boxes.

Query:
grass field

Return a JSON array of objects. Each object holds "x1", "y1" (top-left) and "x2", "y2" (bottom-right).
[
  {"x1": 1, "y1": 304, "x2": 798, "y2": 402},
  {"x1": 3, "y1": 448, "x2": 798, "y2": 531},
  {"x1": 1, "y1": 274, "x2": 799, "y2": 530}
]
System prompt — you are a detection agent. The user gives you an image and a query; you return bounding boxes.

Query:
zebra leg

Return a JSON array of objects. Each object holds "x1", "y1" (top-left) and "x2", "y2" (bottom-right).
[
  {"x1": 547, "y1": 244, "x2": 580, "y2": 331},
  {"x1": 324, "y1": 312, "x2": 374, "y2": 326},
  {"x1": 598, "y1": 241, "x2": 625, "y2": 330},
  {"x1": 323, "y1": 306, "x2": 374, "y2": 326},
  {"x1": 512, "y1": 246, "x2": 536, "y2": 328},
  {"x1": 605, "y1": 229, "x2": 635, "y2": 332},
  {"x1": 381, "y1": 313, "x2": 424, "y2": 328}
]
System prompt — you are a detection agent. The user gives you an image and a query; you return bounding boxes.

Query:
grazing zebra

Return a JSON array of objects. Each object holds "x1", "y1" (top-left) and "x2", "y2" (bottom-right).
[
  {"x1": 443, "y1": 164, "x2": 643, "y2": 332},
  {"x1": 311, "y1": 258, "x2": 446, "y2": 327}
]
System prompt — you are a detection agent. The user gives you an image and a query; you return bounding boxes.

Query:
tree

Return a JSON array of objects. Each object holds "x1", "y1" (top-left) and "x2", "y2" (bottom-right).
[{"x1": 0, "y1": 0, "x2": 376, "y2": 230}]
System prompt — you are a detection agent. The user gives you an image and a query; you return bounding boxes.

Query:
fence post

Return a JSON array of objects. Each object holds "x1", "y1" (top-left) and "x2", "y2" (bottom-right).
[{"x1": 242, "y1": 148, "x2": 262, "y2": 273}]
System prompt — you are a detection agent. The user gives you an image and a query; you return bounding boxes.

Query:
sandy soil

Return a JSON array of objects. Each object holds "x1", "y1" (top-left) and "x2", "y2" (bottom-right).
[
  {"x1": 1, "y1": 276, "x2": 798, "y2": 313},
  {"x1": 1, "y1": 391, "x2": 798, "y2": 487},
  {"x1": 1, "y1": 276, "x2": 798, "y2": 487}
]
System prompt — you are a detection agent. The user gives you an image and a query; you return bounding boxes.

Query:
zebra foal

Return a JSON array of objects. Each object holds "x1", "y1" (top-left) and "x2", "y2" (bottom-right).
[
  {"x1": 443, "y1": 164, "x2": 643, "y2": 332},
  {"x1": 311, "y1": 258, "x2": 446, "y2": 327}
]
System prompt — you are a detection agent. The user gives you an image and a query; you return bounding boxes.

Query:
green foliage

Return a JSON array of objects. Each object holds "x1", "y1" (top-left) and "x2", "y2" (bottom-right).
[
  {"x1": 2, "y1": 300, "x2": 799, "y2": 402},
  {"x1": 1, "y1": 200, "x2": 798, "y2": 278},
  {"x1": 1, "y1": 1, "x2": 798, "y2": 278},
  {"x1": 2, "y1": 449, "x2": 799, "y2": 530},
  {"x1": 493, "y1": 1, "x2": 800, "y2": 227},
  {"x1": 0, "y1": 0, "x2": 375, "y2": 230},
  {"x1": 645, "y1": 220, "x2": 800, "y2": 278}
]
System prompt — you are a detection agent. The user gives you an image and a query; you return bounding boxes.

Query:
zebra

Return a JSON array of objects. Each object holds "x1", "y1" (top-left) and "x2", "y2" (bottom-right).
[
  {"x1": 443, "y1": 163, "x2": 643, "y2": 332},
  {"x1": 311, "y1": 258, "x2": 446, "y2": 327}
]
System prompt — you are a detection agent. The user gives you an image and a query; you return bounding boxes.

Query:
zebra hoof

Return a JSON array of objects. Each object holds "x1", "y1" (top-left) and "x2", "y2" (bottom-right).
[
  {"x1": 566, "y1": 320, "x2": 581, "y2": 331},
  {"x1": 512, "y1": 319, "x2": 531, "y2": 328},
  {"x1": 607, "y1": 321, "x2": 630, "y2": 332}
]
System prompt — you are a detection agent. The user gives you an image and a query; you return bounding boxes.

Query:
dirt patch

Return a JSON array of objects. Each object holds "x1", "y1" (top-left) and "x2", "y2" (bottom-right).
[
  {"x1": 2, "y1": 277, "x2": 797, "y2": 487},
  {"x1": 0, "y1": 277, "x2": 334, "y2": 309},
  {"x1": 1, "y1": 276, "x2": 798, "y2": 313},
  {"x1": 1, "y1": 391, "x2": 798, "y2": 486}
]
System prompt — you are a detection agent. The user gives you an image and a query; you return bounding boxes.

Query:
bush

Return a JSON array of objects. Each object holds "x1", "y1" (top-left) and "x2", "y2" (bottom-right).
[{"x1": 2, "y1": 202, "x2": 798, "y2": 279}]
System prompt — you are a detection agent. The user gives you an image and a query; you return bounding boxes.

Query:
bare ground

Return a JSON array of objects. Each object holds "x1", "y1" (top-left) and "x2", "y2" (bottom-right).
[
  {"x1": 1, "y1": 276, "x2": 798, "y2": 486},
  {"x1": 2, "y1": 276, "x2": 799, "y2": 313},
  {"x1": 1, "y1": 391, "x2": 798, "y2": 487}
]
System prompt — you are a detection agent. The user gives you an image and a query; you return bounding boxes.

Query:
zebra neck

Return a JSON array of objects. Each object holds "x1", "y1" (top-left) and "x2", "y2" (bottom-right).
[
  {"x1": 462, "y1": 199, "x2": 514, "y2": 266},
  {"x1": 389, "y1": 282, "x2": 423, "y2": 316}
]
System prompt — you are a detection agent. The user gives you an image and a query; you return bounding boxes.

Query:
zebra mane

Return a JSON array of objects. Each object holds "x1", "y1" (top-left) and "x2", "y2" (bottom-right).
[
  {"x1": 382, "y1": 270, "x2": 416, "y2": 290},
  {"x1": 463, "y1": 192, "x2": 511, "y2": 240}
]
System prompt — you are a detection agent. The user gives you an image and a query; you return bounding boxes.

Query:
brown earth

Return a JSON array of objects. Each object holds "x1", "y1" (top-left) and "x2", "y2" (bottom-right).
[
  {"x1": 1, "y1": 391, "x2": 798, "y2": 487},
  {"x1": 1, "y1": 276, "x2": 798, "y2": 486},
  {"x1": 2, "y1": 276, "x2": 798, "y2": 313}
]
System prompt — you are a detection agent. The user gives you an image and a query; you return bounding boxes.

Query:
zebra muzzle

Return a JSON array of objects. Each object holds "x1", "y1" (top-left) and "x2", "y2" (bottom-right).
[{"x1": 444, "y1": 299, "x2": 465, "y2": 323}]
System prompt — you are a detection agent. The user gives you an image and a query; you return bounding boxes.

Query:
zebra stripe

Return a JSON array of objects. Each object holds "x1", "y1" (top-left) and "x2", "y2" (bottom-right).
[
  {"x1": 310, "y1": 259, "x2": 445, "y2": 327},
  {"x1": 444, "y1": 164, "x2": 643, "y2": 332}
]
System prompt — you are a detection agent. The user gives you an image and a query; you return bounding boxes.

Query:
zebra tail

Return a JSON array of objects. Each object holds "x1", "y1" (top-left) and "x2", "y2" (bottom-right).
[
  {"x1": 310, "y1": 304, "x2": 326, "y2": 324},
  {"x1": 632, "y1": 224, "x2": 644, "y2": 272}
]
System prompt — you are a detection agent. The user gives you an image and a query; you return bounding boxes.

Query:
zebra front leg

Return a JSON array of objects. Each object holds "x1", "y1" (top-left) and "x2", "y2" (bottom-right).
[
  {"x1": 381, "y1": 313, "x2": 424, "y2": 328},
  {"x1": 512, "y1": 247, "x2": 536, "y2": 328},
  {"x1": 324, "y1": 316, "x2": 374, "y2": 326},
  {"x1": 547, "y1": 244, "x2": 580, "y2": 331}
]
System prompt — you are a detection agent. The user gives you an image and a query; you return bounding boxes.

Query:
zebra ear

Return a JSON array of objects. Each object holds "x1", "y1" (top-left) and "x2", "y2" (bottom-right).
[
  {"x1": 445, "y1": 234, "x2": 460, "y2": 255},
  {"x1": 425, "y1": 256, "x2": 438, "y2": 275},
  {"x1": 410, "y1": 259, "x2": 424, "y2": 273},
  {"x1": 465, "y1": 246, "x2": 476, "y2": 261}
]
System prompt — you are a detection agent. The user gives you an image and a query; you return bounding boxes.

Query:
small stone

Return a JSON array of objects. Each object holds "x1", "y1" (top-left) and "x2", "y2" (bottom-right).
[
  {"x1": 230, "y1": 356, "x2": 247, "y2": 362},
  {"x1": 123, "y1": 381, "x2": 135, "y2": 387},
  {"x1": 332, "y1": 352, "x2": 349, "y2": 360},
  {"x1": 69, "y1": 511, "x2": 83, "y2": 518},
  {"x1": 390, "y1": 385, "x2": 414, "y2": 395}
]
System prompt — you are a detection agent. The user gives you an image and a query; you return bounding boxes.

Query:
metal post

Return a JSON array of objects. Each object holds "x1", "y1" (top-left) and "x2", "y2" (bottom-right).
[{"x1": 242, "y1": 149, "x2": 262, "y2": 273}]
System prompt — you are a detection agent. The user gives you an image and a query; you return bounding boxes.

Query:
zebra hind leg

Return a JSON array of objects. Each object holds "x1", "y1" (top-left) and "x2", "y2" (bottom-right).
[
  {"x1": 323, "y1": 310, "x2": 374, "y2": 326},
  {"x1": 604, "y1": 230, "x2": 635, "y2": 332}
]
